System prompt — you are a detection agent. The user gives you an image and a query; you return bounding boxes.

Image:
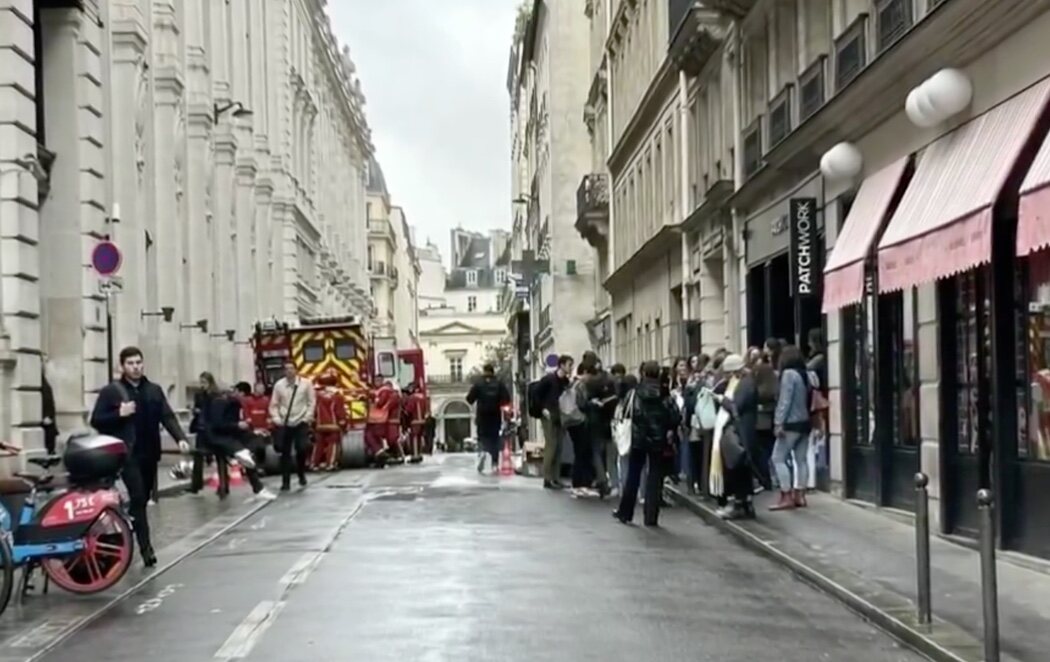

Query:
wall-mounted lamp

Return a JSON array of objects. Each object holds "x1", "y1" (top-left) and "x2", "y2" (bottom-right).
[
  {"x1": 141, "y1": 307, "x2": 175, "y2": 322},
  {"x1": 180, "y1": 319, "x2": 209, "y2": 333},
  {"x1": 208, "y1": 329, "x2": 236, "y2": 342},
  {"x1": 820, "y1": 142, "x2": 863, "y2": 181},
  {"x1": 906, "y1": 68, "x2": 972, "y2": 129},
  {"x1": 106, "y1": 202, "x2": 121, "y2": 225},
  {"x1": 213, "y1": 101, "x2": 253, "y2": 124}
]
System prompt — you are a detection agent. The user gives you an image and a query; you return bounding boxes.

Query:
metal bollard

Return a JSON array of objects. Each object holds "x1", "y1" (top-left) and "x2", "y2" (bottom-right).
[
  {"x1": 977, "y1": 489, "x2": 1000, "y2": 662},
  {"x1": 914, "y1": 472, "x2": 932, "y2": 626}
]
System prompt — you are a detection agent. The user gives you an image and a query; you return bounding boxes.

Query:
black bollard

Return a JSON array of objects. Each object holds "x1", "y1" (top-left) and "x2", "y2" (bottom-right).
[
  {"x1": 914, "y1": 472, "x2": 931, "y2": 626},
  {"x1": 977, "y1": 489, "x2": 1000, "y2": 662}
]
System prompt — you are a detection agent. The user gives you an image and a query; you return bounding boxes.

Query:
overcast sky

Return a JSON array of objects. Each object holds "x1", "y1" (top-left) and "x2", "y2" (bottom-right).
[{"x1": 328, "y1": 1, "x2": 520, "y2": 265}]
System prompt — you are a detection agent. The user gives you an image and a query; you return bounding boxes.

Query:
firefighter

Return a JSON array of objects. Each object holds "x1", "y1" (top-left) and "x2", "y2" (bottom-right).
[
  {"x1": 238, "y1": 382, "x2": 272, "y2": 471},
  {"x1": 403, "y1": 383, "x2": 428, "y2": 463},
  {"x1": 365, "y1": 375, "x2": 396, "y2": 467},
  {"x1": 312, "y1": 369, "x2": 348, "y2": 471}
]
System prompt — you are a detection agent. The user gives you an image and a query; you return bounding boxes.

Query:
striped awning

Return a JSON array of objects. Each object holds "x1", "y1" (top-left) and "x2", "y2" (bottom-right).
[
  {"x1": 1018, "y1": 125, "x2": 1050, "y2": 257},
  {"x1": 877, "y1": 78, "x2": 1050, "y2": 293},
  {"x1": 822, "y1": 157, "x2": 910, "y2": 312}
]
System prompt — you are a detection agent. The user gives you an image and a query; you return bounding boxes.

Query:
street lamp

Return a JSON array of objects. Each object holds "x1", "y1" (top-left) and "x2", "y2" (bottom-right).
[
  {"x1": 208, "y1": 329, "x2": 236, "y2": 342},
  {"x1": 213, "y1": 101, "x2": 253, "y2": 124},
  {"x1": 180, "y1": 319, "x2": 209, "y2": 333}
]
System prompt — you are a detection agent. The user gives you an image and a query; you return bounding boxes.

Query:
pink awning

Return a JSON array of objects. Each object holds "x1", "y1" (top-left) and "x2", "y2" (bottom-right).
[
  {"x1": 877, "y1": 79, "x2": 1050, "y2": 293},
  {"x1": 822, "y1": 157, "x2": 910, "y2": 312},
  {"x1": 1018, "y1": 129, "x2": 1050, "y2": 257}
]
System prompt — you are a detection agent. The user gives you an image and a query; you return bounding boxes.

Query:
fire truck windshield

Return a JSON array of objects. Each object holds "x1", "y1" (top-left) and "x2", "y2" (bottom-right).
[{"x1": 399, "y1": 357, "x2": 417, "y2": 389}]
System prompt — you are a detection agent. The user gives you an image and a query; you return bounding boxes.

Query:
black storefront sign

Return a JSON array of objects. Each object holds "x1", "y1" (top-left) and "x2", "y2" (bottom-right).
[{"x1": 789, "y1": 197, "x2": 823, "y2": 348}]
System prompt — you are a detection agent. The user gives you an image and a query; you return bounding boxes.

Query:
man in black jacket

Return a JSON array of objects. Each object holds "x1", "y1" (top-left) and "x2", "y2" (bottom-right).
[
  {"x1": 90, "y1": 346, "x2": 190, "y2": 566},
  {"x1": 533, "y1": 355, "x2": 573, "y2": 489},
  {"x1": 466, "y1": 364, "x2": 511, "y2": 473}
]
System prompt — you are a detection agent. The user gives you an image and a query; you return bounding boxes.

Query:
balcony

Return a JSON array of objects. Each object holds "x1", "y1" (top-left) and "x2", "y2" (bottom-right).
[
  {"x1": 368, "y1": 218, "x2": 396, "y2": 246},
  {"x1": 369, "y1": 261, "x2": 387, "y2": 278},
  {"x1": 427, "y1": 374, "x2": 470, "y2": 386},
  {"x1": 668, "y1": 1, "x2": 727, "y2": 77},
  {"x1": 574, "y1": 173, "x2": 609, "y2": 248}
]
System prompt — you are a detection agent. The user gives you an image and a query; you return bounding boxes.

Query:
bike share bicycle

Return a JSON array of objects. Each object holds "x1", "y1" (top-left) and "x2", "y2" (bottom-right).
[{"x1": 0, "y1": 432, "x2": 136, "y2": 616}]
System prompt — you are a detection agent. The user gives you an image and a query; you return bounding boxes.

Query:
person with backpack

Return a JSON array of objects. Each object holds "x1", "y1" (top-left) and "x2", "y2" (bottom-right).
[
  {"x1": 90, "y1": 346, "x2": 191, "y2": 567},
  {"x1": 533, "y1": 355, "x2": 573, "y2": 489},
  {"x1": 467, "y1": 363, "x2": 512, "y2": 473},
  {"x1": 771, "y1": 344, "x2": 814, "y2": 511},
  {"x1": 612, "y1": 361, "x2": 680, "y2": 526},
  {"x1": 564, "y1": 363, "x2": 599, "y2": 497}
]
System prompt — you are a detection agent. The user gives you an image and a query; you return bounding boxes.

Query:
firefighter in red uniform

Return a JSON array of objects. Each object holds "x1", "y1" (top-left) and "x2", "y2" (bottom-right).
[
  {"x1": 311, "y1": 369, "x2": 348, "y2": 471},
  {"x1": 403, "y1": 383, "x2": 428, "y2": 463},
  {"x1": 365, "y1": 375, "x2": 398, "y2": 466},
  {"x1": 238, "y1": 382, "x2": 272, "y2": 470}
]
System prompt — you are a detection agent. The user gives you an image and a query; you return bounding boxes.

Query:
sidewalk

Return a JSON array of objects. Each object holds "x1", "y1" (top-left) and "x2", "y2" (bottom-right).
[{"x1": 666, "y1": 487, "x2": 1050, "y2": 662}]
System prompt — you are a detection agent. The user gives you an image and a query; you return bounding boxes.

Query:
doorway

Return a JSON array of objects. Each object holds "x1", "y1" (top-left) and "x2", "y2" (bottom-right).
[{"x1": 746, "y1": 253, "x2": 795, "y2": 348}]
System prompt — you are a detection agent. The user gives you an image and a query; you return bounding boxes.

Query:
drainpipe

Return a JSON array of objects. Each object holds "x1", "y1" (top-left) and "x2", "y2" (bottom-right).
[
  {"x1": 677, "y1": 70, "x2": 692, "y2": 355},
  {"x1": 729, "y1": 20, "x2": 744, "y2": 352}
]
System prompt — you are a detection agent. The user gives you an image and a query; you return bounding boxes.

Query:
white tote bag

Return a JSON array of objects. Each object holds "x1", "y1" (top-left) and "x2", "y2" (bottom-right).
[{"x1": 613, "y1": 390, "x2": 635, "y2": 456}]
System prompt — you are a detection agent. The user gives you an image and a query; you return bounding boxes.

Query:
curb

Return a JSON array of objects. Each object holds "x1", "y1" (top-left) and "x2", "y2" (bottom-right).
[{"x1": 665, "y1": 486, "x2": 992, "y2": 662}]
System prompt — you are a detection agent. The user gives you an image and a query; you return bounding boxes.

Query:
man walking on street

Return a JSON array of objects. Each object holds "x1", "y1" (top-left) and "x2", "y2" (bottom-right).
[
  {"x1": 534, "y1": 355, "x2": 572, "y2": 489},
  {"x1": 467, "y1": 363, "x2": 511, "y2": 473},
  {"x1": 90, "y1": 346, "x2": 191, "y2": 567},
  {"x1": 269, "y1": 362, "x2": 316, "y2": 491}
]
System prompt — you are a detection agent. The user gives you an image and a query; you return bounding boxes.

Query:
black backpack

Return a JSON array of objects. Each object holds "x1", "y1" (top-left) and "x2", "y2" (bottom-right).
[{"x1": 527, "y1": 380, "x2": 544, "y2": 419}]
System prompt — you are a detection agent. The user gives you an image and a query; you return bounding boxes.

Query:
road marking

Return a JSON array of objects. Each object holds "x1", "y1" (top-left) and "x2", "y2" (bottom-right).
[
  {"x1": 249, "y1": 516, "x2": 268, "y2": 530},
  {"x1": 7, "y1": 619, "x2": 81, "y2": 648},
  {"x1": 224, "y1": 536, "x2": 247, "y2": 551},
  {"x1": 278, "y1": 552, "x2": 323, "y2": 587},
  {"x1": 213, "y1": 600, "x2": 286, "y2": 661},
  {"x1": 135, "y1": 583, "x2": 184, "y2": 615}
]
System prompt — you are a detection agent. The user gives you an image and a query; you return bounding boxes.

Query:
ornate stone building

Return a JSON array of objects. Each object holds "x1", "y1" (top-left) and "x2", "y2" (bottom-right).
[{"x1": 0, "y1": 0, "x2": 373, "y2": 452}]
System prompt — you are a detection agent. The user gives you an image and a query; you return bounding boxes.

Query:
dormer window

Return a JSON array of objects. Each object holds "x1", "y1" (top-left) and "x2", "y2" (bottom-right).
[{"x1": 466, "y1": 270, "x2": 478, "y2": 286}]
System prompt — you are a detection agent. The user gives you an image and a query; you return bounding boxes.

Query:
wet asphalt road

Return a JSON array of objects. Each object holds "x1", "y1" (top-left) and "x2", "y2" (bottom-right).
[{"x1": 19, "y1": 456, "x2": 923, "y2": 662}]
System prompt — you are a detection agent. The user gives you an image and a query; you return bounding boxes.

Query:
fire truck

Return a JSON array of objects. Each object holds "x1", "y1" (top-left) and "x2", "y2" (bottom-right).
[{"x1": 252, "y1": 315, "x2": 429, "y2": 468}]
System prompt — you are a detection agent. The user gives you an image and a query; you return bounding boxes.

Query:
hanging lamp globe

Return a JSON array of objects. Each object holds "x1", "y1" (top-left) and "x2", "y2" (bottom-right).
[{"x1": 820, "y1": 142, "x2": 863, "y2": 180}]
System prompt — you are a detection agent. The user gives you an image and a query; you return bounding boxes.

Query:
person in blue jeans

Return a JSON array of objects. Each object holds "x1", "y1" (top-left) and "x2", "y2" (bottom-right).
[{"x1": 770, "y1": 344, "x2": 812, "y2": 511}]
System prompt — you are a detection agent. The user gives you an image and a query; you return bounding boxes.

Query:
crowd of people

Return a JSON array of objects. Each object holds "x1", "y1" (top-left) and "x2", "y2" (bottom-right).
[{"x1": 531, "y1": 334, "x2": 828, "y2": 527}]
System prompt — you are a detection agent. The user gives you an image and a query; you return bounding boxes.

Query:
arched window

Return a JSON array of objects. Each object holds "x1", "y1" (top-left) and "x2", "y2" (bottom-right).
[{"x1": 443, "y1": 401, "x2": 471, "y2": 417}]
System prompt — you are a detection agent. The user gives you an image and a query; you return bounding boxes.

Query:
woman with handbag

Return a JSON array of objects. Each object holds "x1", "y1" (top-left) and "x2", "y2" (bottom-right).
[
  {"x1": 709, "y1": 354, "x2": 758, "y2": 520},
  {"x1": 771, "y1": 345, "x2": 814, "y2": 511}
]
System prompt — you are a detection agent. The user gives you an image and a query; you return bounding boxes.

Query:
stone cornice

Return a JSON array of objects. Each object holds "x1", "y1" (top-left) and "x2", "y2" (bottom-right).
[
  {"x1": 213, "y1": 133, "x2": 238, "y2": 162},
  {"x1": 153, "y1": 66, "x2": 184, "y2": 103}
]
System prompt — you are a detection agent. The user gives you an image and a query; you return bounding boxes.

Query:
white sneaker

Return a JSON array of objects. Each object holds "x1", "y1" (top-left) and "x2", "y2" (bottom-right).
[
  {"x1": 147, "y1": 499, "x2": 158, "y2": 507},
  {"x1": 254, "y1": 488, "x2": 278, "y2": 501}
]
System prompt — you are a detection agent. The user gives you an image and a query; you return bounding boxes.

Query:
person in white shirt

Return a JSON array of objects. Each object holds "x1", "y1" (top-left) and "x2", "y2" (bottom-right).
[{"x1": 268, "y1": 362, "x2": 317, "y2": 491}]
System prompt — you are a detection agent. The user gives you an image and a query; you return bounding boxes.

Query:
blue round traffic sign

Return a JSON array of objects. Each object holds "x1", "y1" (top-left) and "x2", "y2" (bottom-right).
[
  {"x1": 545, "y1": 353, "x2": 559, "y2": 368},
  {"x1": 91, "y1": 241, "x2": 122, "y2": 276}
]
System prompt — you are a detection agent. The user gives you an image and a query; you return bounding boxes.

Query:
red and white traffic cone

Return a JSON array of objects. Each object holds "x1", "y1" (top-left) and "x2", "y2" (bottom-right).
[
  {"x1": 227, "y1": 461, "x2": 245, "y2": 487},
  {"x1": 499, "y1": 439, "x2": 514, "y2": 477}
]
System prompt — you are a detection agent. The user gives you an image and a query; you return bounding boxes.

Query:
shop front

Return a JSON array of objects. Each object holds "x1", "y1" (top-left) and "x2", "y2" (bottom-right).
[
  {"x1": 744, "y1": 177, "x2": 825, "y2": 352},
  {"x1": 874, "y1": 77, "x2": 1050, "y2": 555},
  {"x1": 823, "y1": 157, "x2": 919, "y2": 510}
]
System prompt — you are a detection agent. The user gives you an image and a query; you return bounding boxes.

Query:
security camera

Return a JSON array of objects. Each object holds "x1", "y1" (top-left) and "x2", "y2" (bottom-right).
[{"x1": 161, "y1": 307, "x2": 175, "y2": 323}]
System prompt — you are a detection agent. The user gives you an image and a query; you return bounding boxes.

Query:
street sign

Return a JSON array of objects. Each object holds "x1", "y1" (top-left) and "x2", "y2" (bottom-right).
[
  {"x1": 98, "y1": 276, "x2": 124, "y2": 295},
  {"x1": 545, "y1": 353, "x2": 559, "y2": 368},
  {"x1": 91, "y1": 241, "x2": 122, "y2": 277}
]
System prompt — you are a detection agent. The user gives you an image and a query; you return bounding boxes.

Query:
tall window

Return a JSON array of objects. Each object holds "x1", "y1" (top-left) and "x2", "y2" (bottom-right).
[
  {"x1": 953, "y1": 269, "x2": 992, "y2": 458},
  {"x1": 449, "y1": 357, "x2": 463, "y2": 381},
  {"x1": 466, "y1": 270, "x2": 478, "y2": 286},
  {"x1": 467, "y1": 296, "x2": 477, "y2": 312},
  {"x1": 887, "y1": 289, "x2": 920, "y2": 448},
  {"x1": 495, "y1": 268, "x2": 507, "y2": 284},
  {"x1": 1018, "y1": 252, "x2": 1050, "y2": 461}
]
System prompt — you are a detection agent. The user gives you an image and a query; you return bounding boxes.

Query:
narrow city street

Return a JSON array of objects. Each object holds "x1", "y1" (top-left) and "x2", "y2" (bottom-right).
[{"x1": 0, "y1": 457, "x2": 922, "y2": 662}]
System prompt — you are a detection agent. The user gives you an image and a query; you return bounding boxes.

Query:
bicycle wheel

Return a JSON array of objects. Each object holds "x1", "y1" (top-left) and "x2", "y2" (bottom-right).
[
  {"x1": 0, "y1": 534, "x2": 14, "y2": 616},
  {"x1": 43, "y1": 508, "x2": 134, "y2": 594}
]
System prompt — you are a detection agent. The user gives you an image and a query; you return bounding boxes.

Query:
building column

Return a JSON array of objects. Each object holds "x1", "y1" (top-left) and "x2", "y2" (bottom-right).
[
  {"x1": 0, "y1": 0, "x2": 41, "y2": 450},
  {"x1": 38, "y1": 5, "x2": 107, "y2": 430},
  {"x1": 211, "y1": 130, "x2": 237, "y2": 381},
  {"x1": 234, "y1": 155, "x2": 257, "y2": 377}
]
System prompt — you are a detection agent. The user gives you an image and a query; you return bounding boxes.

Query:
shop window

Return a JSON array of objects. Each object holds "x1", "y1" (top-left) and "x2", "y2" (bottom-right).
[
  {"x1": 886, "y1": 289, "x2": 920, "y2": 448},
  {"x1": 846, "y1": 280, "x2": 877, "y2": 448},
  {"x1": 1017, "y1": 252, "x2": 1050, "y2": 461},
  {"x1": 954, "y1": 269, "x2": 992, "y2": 457}
]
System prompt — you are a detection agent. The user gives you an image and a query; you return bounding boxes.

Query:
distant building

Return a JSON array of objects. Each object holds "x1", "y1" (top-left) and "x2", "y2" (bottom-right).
[{"x1": 419, "y1": 229, "x2": 510, "y2": 449}]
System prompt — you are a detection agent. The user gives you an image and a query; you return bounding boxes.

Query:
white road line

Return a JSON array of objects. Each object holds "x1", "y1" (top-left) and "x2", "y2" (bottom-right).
[
  {"x1": 278, "y1": 551, "x2": 323, "y2": 587},
  {"x1": 213, "y1": 600, "x2": 286, "y2": 661}
]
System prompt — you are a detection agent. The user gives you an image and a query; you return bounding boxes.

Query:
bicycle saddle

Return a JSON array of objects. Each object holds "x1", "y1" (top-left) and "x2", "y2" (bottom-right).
[{"x1": 27, "y1": 456, "x2": 62, "y2": 470}]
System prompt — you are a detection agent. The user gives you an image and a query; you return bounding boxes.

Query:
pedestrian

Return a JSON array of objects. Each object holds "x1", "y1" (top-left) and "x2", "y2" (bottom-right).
[
  {"x1": 613, "y1": 373, "x2": 638, "y2": 494},
  {"x1": 466, "y1": 363, "x2": 511, "y2": 474},
  {"x1": 752, "y1": 339, "x2": 781, "y2": 491},
  {"x1": 564, "y1": 363, "x2": 596, "y2": 497},
  {"x1": 612, "y1": 361, "x2": 680, "y2": 526},
  {"x1": 189, "y1": 375, "x2": 222, "y2": 496},
  {"x1": 587, "y1": 363, "x2": 619, "y2": 496},
  {"x1": 771, "y1": 344, "x2": 814, "y2": 511},
  {"x1": 90, "y1": 346, "x2": 191, "y2": 567},
  {"x1": 268, "y1": 361, "x2": 316, "y2": 491},
  {"x1": 40, "y1": 358, "x2": 58, "y2": 455},
  {"x1": 192, "y1": 372, "x2": 276, "y2": 501},
  {"x1": 534, "y1": 355, "x2": 573, "y2": 489},
  {"x1": 710, "y1": 354, "x2": 757, "y2": 520}
]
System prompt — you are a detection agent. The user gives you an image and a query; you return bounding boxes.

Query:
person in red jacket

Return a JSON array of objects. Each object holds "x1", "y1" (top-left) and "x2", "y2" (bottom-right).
[
  {"x1": 237, "y1": 382, "x2": 272, "y2": 470},
  {"x1": 311, "y1": 369, "x2": 348, "y2": 471},
  {"x1": 365, "y1": 376, "x2": 397, "y2": 466},
  {"x1": 403, "y1": 383, "x2": 429, "y2": 463}
]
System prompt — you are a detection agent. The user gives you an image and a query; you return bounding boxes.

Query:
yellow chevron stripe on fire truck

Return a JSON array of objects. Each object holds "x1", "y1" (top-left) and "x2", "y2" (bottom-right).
[{"x1": 287, "y1": 327, "x2": 368, "y2": 421}]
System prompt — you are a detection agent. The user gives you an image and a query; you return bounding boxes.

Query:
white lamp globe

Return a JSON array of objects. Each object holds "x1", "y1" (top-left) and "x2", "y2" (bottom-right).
[
  {"x1": 820, "y1": 142, "x2": 863, "y2": 180},
  {"x1": 906, "y1": 87, "x2": 931, "y2": 127},
  {"x1": 926, "y1": 68, "x2": 973, "y2": 118}
]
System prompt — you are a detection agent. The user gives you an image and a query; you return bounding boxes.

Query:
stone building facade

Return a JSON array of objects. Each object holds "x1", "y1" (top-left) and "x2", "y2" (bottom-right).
[{"x1": 0, "y1": 0, "x2": 373, "y2": 452}]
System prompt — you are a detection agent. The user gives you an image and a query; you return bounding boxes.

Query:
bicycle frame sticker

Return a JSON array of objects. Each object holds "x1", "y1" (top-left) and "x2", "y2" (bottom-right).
[{"x1": 40, "y1": 490, "x2": 120, "y2": 528}]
